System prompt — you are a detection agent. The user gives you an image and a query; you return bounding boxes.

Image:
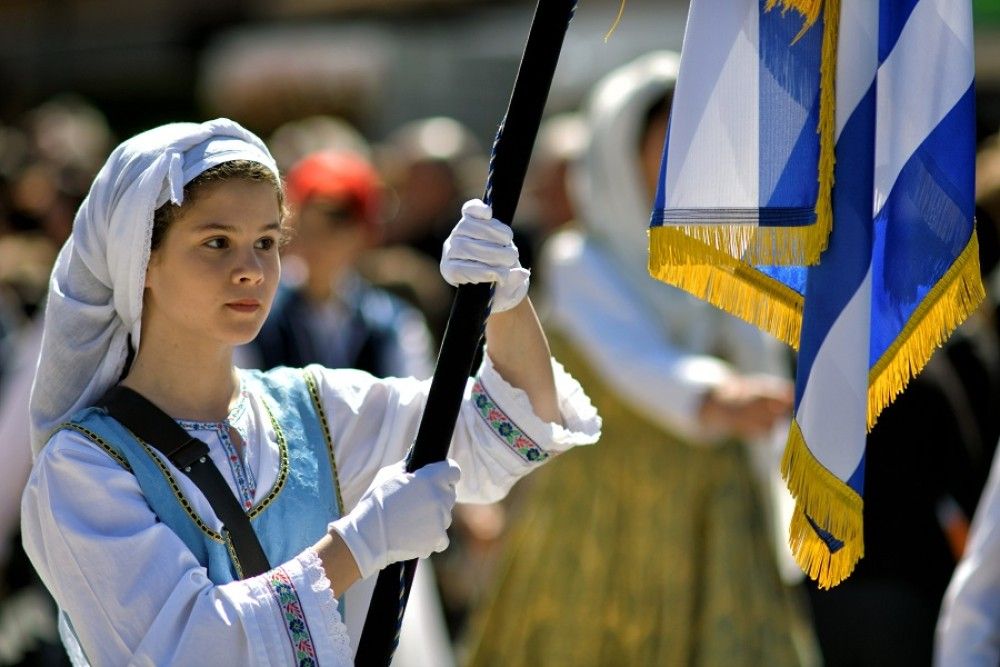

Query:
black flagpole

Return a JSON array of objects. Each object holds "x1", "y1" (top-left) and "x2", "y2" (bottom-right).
[{"x1": 355, "y1": 0, "x2": 577, "y2": 663}]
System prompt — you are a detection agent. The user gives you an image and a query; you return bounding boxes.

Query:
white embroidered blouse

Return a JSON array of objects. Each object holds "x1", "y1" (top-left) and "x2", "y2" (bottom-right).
[{"x1": 21, "y1": 354, "x2": 600, "y2": 666}]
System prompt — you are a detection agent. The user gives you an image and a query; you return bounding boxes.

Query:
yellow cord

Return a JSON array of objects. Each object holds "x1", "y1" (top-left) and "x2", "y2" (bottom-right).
[{"x1": 604, "y1": 0, "x2": 627, "y2": 42}]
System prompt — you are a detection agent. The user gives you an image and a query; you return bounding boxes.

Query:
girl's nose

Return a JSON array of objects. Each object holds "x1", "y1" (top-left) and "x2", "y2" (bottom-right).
[{"x1": 233, "y1": 247, "x2": 264, "y2": 284}]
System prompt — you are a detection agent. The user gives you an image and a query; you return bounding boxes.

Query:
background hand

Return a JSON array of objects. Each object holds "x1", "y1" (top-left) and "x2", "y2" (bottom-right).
[{"x1": 698, "y1": 374, "x2": 794, "y2": 441}]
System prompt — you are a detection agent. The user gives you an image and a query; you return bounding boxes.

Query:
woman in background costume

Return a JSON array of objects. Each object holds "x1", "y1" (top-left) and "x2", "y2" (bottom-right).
[{"x1": 467, "y1": 52, "x2": 812, "y2": 666}]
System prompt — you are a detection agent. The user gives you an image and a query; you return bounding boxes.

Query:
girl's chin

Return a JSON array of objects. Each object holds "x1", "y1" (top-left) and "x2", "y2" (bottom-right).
[{"x1": 223, "y1": 324, "x2": 267, "y2": 348}]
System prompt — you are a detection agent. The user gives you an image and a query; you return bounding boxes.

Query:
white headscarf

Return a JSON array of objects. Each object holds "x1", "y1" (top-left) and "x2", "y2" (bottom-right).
[
  {"x1": 29, "y1": 118, "x2": 279, "y2": 455},
  {"x1": 572, "y1": 51, "x2": 784, "y2": 374}
]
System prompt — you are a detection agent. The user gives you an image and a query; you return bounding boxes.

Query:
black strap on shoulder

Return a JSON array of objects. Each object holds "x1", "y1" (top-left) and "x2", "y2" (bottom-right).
[{"x1": 99, "y1": 385, "x2": 271, "y2": 578}]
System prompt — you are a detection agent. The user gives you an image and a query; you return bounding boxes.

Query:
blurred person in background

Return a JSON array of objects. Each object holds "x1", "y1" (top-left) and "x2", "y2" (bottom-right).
[
  {"x1": 466, "y1": 51, "x2": 814, "y2": 667},
  {"x1": 261, "y1": 114, "x2": 447, "y2": 367},
  {"x1": 935, "y1": 441, "x2": 1000, "y2": 667},
  {"x1": 266, "y1": 115, "x2": 372, "y2": 174},
  {"x1": 373, "y1": 116, "x2": 500, "y2": 342},
  {"x1": 516, "y1": 112, "x2": 589, "y2": 274},
  {"x1": 376, "y1": 116, "x2": 484, "y2": 261},
  {"x1": 0, "y1": 95, "x2": 110, "y2": 667},
  {"x1": 239, "y1": 149, "x2": 433, "y2": 381}
]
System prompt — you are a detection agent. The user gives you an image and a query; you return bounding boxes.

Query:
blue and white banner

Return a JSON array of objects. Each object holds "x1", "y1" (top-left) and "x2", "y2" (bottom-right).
[{"x1": 649, "y1": 0, "x2": 983, "y2": 587}]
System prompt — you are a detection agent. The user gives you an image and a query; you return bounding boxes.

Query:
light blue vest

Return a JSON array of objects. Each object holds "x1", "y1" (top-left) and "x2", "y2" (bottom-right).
[{"x1": 62, "y1": 365, "x2": 344, "y2": 583}]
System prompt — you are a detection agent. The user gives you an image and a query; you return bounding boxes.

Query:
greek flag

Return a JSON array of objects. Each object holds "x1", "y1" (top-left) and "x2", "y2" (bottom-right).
[{"x1": 649, "y1": 0, "x2": 984, "y2": 587}]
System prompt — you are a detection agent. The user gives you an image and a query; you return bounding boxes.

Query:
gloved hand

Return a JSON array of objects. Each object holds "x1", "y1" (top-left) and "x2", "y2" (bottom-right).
[
  {"x1": 329, "y1": 459, "x2": 461, "y2": 580},
  {"x1": 440, "y1": 199, "x2": 530, "y2": 313}
]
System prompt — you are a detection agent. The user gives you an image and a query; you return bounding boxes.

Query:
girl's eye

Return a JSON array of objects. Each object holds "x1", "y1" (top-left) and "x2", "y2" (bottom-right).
[
  {"x1": 206, "y1": 238, "x2": 228, "y2": 249},
  {"x1": 255, "y1": 237, "x2": 276, "y2": 251}
]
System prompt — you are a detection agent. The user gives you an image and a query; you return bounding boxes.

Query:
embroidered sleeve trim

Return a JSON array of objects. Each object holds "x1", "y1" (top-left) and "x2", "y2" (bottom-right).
[
  {"x1": 472, "y1": 380, "x2": 548, "y2": 463},
  {"x1": 267, "y1": 566, "x2": 319, "y2": 666}
]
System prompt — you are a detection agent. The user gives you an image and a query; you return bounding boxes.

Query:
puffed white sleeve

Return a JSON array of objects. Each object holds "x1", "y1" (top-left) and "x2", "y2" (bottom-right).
[
  {"x1": 311, "y1": 353, "x2": 600, "y2": 510},
  {"x1": 543, "y1": 230, "x2": 736, "y2": 443},
  {"x1": 935, "y1": 453, "x2": 1000, "y2": 667},
  {"x1": 21, "y1": 431, "x2": 353, "y2": 667}
]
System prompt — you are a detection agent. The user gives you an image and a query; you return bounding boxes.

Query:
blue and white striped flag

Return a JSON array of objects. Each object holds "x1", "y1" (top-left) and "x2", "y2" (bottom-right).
[{"x1": 649, "y1": 0, "x2": 984, "y2": 587}]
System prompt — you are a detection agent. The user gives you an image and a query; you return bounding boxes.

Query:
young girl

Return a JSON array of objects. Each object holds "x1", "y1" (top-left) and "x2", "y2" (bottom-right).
[{"x1": 20, "y1": 119, "x2": 600, "y2": 665}]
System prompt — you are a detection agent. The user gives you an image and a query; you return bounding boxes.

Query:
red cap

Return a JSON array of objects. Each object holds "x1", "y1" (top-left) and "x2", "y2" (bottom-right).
[{"x1": 285, "y1": 150, "x2": 381, "y2": 229}]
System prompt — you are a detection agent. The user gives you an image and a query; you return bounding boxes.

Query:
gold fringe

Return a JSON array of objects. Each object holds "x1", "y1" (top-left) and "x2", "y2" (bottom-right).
[
  {"x1": 649, "y1": 226, "x2": 803, "y2": 348},
  {"x1": 604, "y1": 0, "x2": 627, "y2": 42},
  {"x1": 765, "y1": 0, "x2": 822, "y2": 35},
  {"x1": 867, "y1": 231, "x2": 986, "y2": 429},
  {"x1": 651, "y1": 221, "x2": 831, "y2": 267},
  {"x1": 782, "y1": 420, "x2": 864, "y2": 589},
  {"x1": 789, "y1": 507, "x2": 863, "y2": 589},
  {"x1": 813, "y1": 0, "x2": 838, "y2": 259}
]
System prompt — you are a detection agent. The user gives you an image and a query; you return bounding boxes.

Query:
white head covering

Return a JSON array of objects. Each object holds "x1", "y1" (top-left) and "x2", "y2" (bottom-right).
[
  {"x1": 29, "y1": 118, "x2": 279, "y2": 455},
  {"x1": 572, "y1": 52, "x2": 784, "y2": 373}
]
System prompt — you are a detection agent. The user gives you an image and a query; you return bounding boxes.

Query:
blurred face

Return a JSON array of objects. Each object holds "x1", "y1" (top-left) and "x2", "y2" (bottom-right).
[
  {"x1": 641, "y1": 106, "x2": 670, "y2": 202},
  {"x1": 289, "y1": 195, "x2": 369, "y2": 280},
  {"x1": 386, "y1": 161, "x2": 457, "y2": 242},
  {"x1": 144, "y1": 179, "x2": 282, "y2": 349}
]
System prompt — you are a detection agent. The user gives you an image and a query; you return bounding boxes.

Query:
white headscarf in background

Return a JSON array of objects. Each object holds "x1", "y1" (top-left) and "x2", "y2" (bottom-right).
[
  {"x1": 29, "y1": 118, "x2": 279, "y2": 455},
  {"x1": 572, "y1": 51, "x2": 783, "y2": 375}
]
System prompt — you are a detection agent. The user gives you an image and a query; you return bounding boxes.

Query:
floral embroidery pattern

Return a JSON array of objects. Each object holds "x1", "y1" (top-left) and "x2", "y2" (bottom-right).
[
  {"x1": 472, "y1": 380, "x2": 548, "y2": 463},
  {"x1": 268, "y1": 567, "x2": 318, "y2": 666}
]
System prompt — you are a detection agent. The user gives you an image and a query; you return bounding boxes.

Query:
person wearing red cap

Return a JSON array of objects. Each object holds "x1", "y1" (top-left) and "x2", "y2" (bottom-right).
[{"x1": 240, "y1": 150, "x2": 434, "y2": 379}]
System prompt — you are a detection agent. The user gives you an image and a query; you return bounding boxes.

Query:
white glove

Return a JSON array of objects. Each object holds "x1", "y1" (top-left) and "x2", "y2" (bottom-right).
[
  {"x1": 329, "y1": 459, "x2": 460, "y2": 580},
  {"x1": 440, "y1": 199, "x2": 530, "y2": 313}
]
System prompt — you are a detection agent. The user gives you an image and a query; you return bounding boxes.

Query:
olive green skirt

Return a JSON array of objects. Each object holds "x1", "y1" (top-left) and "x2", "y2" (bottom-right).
[{"x1": 464, "y1": 337, "x2": 806, "y2": 667}]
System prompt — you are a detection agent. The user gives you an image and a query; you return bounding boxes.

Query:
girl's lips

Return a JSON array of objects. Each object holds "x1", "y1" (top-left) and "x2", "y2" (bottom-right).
[{"x1": 226, "y1": 301, "x2": 260, "y2": 312}]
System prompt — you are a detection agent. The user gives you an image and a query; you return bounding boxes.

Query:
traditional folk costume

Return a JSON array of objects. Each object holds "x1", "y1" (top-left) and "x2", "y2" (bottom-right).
[
  {"x1": 20, "y1": 120, "x2": 600, "y2": 666},
  {"x1": 237, "y1": 149, "x2": 447, "y2": 667},
  {"x1": 467, "y1": 53, "x2": 809, "y2": 666}
]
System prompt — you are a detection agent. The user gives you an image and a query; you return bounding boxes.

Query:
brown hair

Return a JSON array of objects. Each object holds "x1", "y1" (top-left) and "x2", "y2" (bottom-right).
[{"x1": 150, "y1": 160, "x2": 289, "y2": 250}]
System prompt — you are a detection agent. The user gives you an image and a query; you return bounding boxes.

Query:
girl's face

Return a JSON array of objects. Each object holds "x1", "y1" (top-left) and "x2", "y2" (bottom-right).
[{"x1": 144, "y1": 178, "x2": 282, "y2": 351}]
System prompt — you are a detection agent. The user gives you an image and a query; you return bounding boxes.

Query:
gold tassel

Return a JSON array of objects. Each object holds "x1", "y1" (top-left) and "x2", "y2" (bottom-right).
[
  {"x1": 649, "y1": 227, "x2": 803, "y2": 348},
  {"x1": 782, "y1": 420, "x2": 864, "y2": 589},
  {"x1": 867, "y1": 232, "x2": 986, "y2": 429}
]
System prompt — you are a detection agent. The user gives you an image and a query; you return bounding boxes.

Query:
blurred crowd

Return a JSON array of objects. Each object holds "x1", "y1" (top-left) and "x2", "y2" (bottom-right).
[{"x1": 1, "y1": 50, "x2": 999, "y2": 665}]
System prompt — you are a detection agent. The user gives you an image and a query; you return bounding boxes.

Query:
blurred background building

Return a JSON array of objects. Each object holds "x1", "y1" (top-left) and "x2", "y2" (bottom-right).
[
  {"x1": 0, "y1": 0, "x2": 985, "y2": 144},
  {"x1": 0, "y1": 0, "x2": 679, "y2": 143}
]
